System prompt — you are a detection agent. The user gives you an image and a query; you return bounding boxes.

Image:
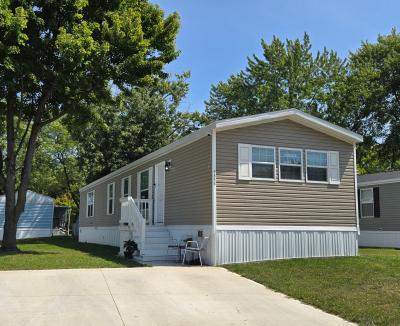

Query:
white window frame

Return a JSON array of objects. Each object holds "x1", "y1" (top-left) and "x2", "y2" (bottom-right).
[
  {"x1": 251, "y1": 145, "x2": 276, "y2": 181},
  {"x1": 360, "y1": 188, "x2": 374, "y2": 218},
  {"x1": 305, "y1": 150, "x2": 329, "y2": 184},
  {"x1": 278, "y1": 147, "x2": 304, "y2": 182},
  {"x1": 107, "y1": 182, "x2": 115, "y2": 215},
  {"x1": 86, "y1": 190, "x2": 95, "y2": 218},
  {"x1": 121, "y1": 176, "x2": 131, "y2": 198},
  {"x1": 238, "y1": 144, "x2": 276, "y2": 181},
  {"x1": 137, "y1": 168, "x2": 152, "y2": 200}
]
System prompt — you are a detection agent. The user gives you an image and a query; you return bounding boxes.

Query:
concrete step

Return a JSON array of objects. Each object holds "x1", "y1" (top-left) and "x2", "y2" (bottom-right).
[
  {"x1": 143, "y1": 243, "x2": 176, "y2": 251},
  {"x1": 145, "y1": 230, "x2": 170, "y2": 237},
  {"x1": 146, "y1": 225, "x2": 168, "y2": 231},
  {"x1": 136, "y1": 255, "x2": 178, "y2": 262},
  {"x1": 140, "y1": 248, "x2": 178, "y2": 256},
  {"x1": 144, "y1": 237, "x2": 171, "y2": 245}
]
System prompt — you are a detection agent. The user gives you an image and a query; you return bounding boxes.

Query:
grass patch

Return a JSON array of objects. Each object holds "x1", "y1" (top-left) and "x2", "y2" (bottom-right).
[
  {"x1": 0, "y1": 236, "x2": 141, "y2": 270},
  {"x1": 225, "y1": 248, "x2": 400, "y2": 326}
]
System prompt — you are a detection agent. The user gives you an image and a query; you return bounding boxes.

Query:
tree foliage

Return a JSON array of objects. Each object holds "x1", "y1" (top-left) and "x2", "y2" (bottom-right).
[
  {"x1": 206, "y1": 31, "x2": 400, "y2": 173},
  {"x1": 346, "y1": 30, "x2": 400, "y2": 171},
  {"x1": 30, "y1": 121, "x2": 83, "y2": 206},
  {"x1": 206, "y1": 33, "x2": 346, "y2": 119},
  {"x1": 67, "y1": 73, "x2": 207, "y2": 182},
  {"x1": 0, "y1": 0, "x2": 180, "y2": 250}
]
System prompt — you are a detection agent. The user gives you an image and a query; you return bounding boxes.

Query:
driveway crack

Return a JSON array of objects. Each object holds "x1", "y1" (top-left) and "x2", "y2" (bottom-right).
[{"x1": 100, "y1": 269, "x2": 126, "y2": 326}]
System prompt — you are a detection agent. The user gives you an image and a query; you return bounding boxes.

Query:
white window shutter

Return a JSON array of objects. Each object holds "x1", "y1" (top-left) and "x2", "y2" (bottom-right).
[
  {"x1": 328, "y1": 151, "x2": 340, "y2": 184},
  {"x1": 238, "y1": 144, "x2": 251, "y2": 180}
]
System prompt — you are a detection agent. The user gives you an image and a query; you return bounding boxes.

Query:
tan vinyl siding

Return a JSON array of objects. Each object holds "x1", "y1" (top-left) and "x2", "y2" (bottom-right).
[
  {"x1": 359, "y1": 182, "x2": 400, "y2": 231},
  {"x1": 79, "y1": 136, "x2": 212, "y2": 227},
  {"x1": 216, "y1": 119, "x2": 357, "y2": 227}
]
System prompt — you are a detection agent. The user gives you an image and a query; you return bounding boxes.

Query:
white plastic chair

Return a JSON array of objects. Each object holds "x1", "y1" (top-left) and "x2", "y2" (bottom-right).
[{"x1": 182, "y1": 237, "x2": 209, "y2": 266}]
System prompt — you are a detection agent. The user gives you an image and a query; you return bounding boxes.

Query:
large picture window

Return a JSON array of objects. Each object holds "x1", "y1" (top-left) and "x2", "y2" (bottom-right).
[
  {"x1": 360, "y1": 188, "x2": 374, "y2": 218},
  {"x1": 279, "y1": 148, "x2": 303, "y2": 181},
  {"x1": 306, "y1": 150, "x2": 328, "y2": 182},
  {"x1": 87, "y1": 191, "x2": 94, "y2": 217},
  {"x1": 107, "y1": 182, "x2": 115, "y2": 215}
]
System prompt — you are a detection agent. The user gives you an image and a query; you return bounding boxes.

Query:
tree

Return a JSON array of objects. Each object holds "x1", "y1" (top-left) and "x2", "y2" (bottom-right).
[
  {"x1": 205, "y1": 33, "x2": 346, "y2": 120},
  {"x1": 30, "y1": 121, "x2": 83, "y2": 206},
  {"x1": 68, "y1": 73, "x2": 208, "y2": 182},
  {"x1": 205, "y1": 31, "x2": 400, "y2": 174},
  {"x1": 0, "y1": 0, "x2": 180, "y2": 251},
  {"x1": 344, "y1": 30, "x2": 400, "y2": 171}
]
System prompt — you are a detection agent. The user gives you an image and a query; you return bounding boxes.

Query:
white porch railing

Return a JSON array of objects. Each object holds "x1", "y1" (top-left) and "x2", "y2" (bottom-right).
[
  {"x1": 120, "y1": 196, "x2": 146, "y2": 251},
  {"x1": 135, "y1": 199, "x2": 153, "y2": 224}
]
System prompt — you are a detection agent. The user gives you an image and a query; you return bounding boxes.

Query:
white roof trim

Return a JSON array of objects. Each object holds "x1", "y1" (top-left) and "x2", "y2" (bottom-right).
[
  {"x1": 358, "y1": 178, "x2": 400, "y2": 187},
  {"x1": 215, "y1": 109, "x2": 363, "y2": 144},
  {"x1": 80, "y1": 108, "x2": 362, "y2": 192},
  {"x1": 80, "y1": 123, "x2": 215, "y2": 192}
]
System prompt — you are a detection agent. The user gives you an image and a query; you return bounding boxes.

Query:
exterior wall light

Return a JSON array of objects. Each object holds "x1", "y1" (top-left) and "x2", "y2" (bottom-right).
[{"x1": 165, "y1": 159, "x2": 172, "y2": 171}]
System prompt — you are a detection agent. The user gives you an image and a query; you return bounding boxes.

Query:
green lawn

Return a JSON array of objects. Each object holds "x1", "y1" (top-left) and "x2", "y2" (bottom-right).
[
  {"x1": 226, "y1": 248, "x2": 400, "y2": 326},
  {"x1": 0, "y1": 236, "x2": 141, "y2": 270}
]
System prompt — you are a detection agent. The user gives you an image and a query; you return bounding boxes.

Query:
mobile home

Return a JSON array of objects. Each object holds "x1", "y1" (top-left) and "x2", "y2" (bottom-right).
[{"x1": 79, "y1": 109, "x2": 363, "y2": 265}]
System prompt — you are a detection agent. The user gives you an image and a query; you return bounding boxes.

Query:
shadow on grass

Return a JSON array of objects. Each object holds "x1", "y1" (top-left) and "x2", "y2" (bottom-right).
[
  {"x1": 12, "y1": 236, "x2": 142, "y2": 268},
  {"x1": 0, "y1": 250, "x2": 58, "y2": 256}
]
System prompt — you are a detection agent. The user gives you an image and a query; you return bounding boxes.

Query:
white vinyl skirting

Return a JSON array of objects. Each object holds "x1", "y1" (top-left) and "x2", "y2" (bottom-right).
[
  {"x1": 215, "y1": 229, "x2": 358, "y2": 265},
  {"x1": 79, "y1": 226, "x2": 120, "y2": 247},
  {"x1": 358, "y1": 231, "x2": 400, "y2": 248}
]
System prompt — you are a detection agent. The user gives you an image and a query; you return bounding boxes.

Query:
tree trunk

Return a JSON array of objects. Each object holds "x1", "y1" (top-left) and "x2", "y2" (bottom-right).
[
  {"x1": 2, "y1": 167, "x2": 18, "y2": 251},
  {"x1": 1, "y1": 97, "x2": 18, "y2": 251},
  {"x1": 1, "y1": 85, "x2": 50, "y2": 252},
  {"x1": 2, "y1": 209, "x2": 18, "y2": 251}
]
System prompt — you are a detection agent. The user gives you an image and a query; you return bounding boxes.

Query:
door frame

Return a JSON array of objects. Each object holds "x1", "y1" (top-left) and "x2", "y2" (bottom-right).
[
  {"x1": 137, "y1": 168, "x2": 153, "y2": 224},
  {"x1": 154, "y1": 161, "x2": 165, "y2": 225}
]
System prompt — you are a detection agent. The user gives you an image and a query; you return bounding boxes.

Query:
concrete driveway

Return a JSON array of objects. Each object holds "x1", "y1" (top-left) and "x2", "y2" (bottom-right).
[{"x1": 0, "y1": 267, "x2": 352, "y2": 326}]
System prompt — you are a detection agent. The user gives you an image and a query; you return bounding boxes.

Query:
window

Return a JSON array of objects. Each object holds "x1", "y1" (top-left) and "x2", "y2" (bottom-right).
[
  {"x1": 251, "y1": 146, "x2": 275, "y2": 179},
  {"x1": 279, "y1": 148, "x2": 303, "y2": 181},
  {"x1": 360, "y1": 188, "x2": 374, "y2": 218},
  {"x1": 306, "y1": 150, "x2": 328, "y2": 182},
  {"x1": 238, "y1": 144, "x2": 275, "y2": 180},
  {"x1": 107, "y1": 182, "x2": 115, "y2": 215},
  {"x1": 87, "y1": 191, "x2": 94, "y2": 217},
  {"x1": 138, "y1": 169, "x2": 152, "y2": 199},
  {"x1": 306, "y1": 150, "x2": 340, "y2": 184},
  {"x1": 121, "y1": 176, "x2": 131, "y2": 197}
]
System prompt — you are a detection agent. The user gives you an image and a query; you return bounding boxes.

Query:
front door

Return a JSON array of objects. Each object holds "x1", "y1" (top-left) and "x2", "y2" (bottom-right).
[{"x1": 154, "y1": 161, "x2": 165, "y2": 224}]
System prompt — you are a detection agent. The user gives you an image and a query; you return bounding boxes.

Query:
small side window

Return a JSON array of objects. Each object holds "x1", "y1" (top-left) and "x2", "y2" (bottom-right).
[
  {"x1": 87, "y1": 191, "x2": 95, "y2": 217},
  {"x1": 121, "y1": 176, "x2": 131, "y2": 198},
  {"x1": 107, "y1": 183, "x2": 115, "y2": 215},
  {"x1": 360, "y1": 188, "x2": 374, "y2": 218}
]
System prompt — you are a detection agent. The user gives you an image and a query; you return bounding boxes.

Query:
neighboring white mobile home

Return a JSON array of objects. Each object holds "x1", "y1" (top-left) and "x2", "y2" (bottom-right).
[
  {"x1": 79, "y1": 109, "x2": 363, "y2": 265},
  {"x1": 358, "y1": 171, "x2": 400, "y2": 248}
]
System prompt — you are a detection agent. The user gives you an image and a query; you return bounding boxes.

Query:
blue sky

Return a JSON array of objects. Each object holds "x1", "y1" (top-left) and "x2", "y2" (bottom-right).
[{"x1": 151, "y1": 0, "x2": 400, "y2": 112}]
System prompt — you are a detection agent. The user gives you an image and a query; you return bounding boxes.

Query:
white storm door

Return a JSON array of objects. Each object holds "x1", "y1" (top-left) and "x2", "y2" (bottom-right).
[{"x1": 154, "y1": 162, "x2": 165, "y2": 224}]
